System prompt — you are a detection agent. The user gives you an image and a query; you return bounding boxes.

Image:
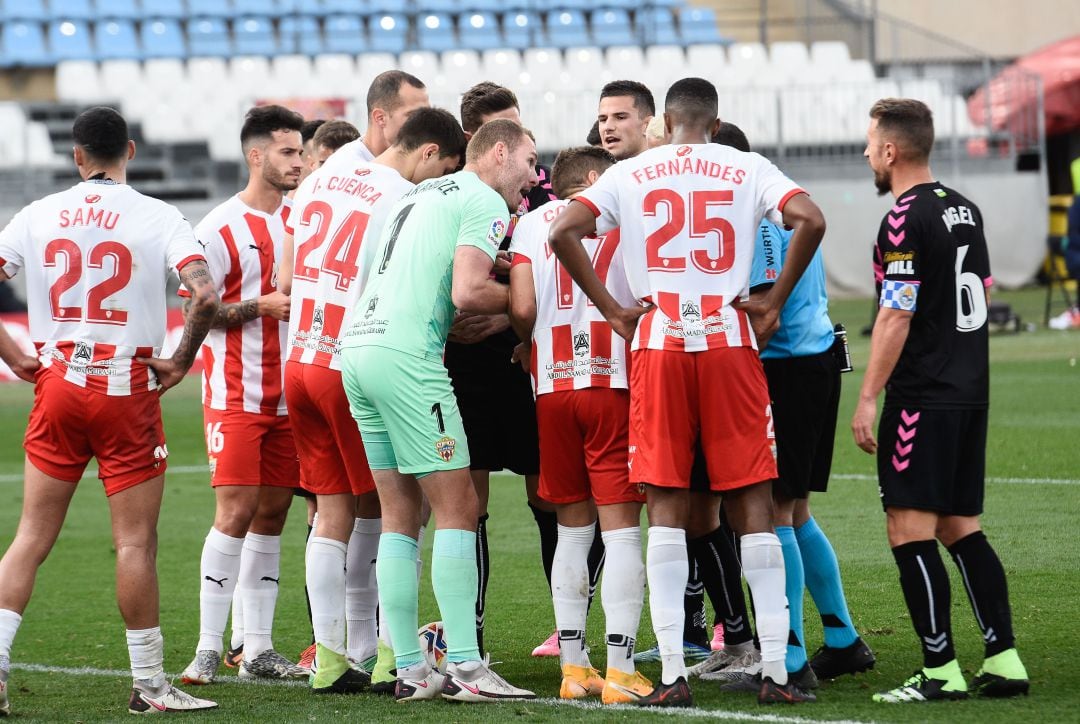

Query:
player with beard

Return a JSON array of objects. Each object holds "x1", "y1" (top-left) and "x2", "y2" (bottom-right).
[{"x1": 180, "y1": 105, "x2": 306, "y2": 685}]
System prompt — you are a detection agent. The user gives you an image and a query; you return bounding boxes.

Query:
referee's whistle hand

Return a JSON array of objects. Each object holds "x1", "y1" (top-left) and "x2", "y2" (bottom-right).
[{"x1": 851, "y1": 398, "x2": 878, "y2": 454}]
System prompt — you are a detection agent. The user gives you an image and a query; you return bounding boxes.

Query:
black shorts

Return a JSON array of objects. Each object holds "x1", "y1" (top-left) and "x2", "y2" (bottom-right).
[
  {"x1": 763, "y1": 351, "x2": 841, "y2": 499},
  {"x1": 445, "y1": 335, "x2": 540, "y2": 475},
  {"x1": 877, "y1": 405, "x2": 987, "y2": 516}
]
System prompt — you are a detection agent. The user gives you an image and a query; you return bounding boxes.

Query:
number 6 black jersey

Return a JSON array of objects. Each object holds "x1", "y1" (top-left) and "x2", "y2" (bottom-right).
[{"x1": 874, "y1": 182, "x2": 991, "y2": 409}]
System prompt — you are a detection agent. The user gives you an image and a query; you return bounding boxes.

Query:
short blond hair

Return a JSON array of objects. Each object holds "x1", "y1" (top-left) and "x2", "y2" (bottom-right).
[{"x1": 465, "y1": 118, "x2": 532, "y2": 165}]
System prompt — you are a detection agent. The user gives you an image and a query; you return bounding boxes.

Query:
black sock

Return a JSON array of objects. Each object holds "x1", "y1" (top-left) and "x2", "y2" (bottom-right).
[
  {"x1": 682, "y1": 556, "x2": 709, "y2": 648},
  {"x1": 947, "y1": 531, "x2": 1016, "y2": 658},
  {"x1": 475, "y1": 513, "x2": 490, "y2": 656},
  {"x1": 690, "y1": 525, "x2": 754, "y2": 648},
  {"x1": 892, "y1": 539, "x2": 954, "y2": 668},
  {"x1": 586, "y1": 521, "x2": 605, "y2": 613},
  {"x1": 305, "y1": 524, "x2": 314, "y2": 645},
  {"x1": 529, "y1": 503, "x2": 558, "y2": 592}
]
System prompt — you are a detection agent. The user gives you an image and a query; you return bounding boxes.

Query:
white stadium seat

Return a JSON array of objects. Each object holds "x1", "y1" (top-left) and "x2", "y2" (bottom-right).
[
  {"x1": 768, "y1": 41, "x2": 809, "y2": 73},
  {"x1": 442, "y1": 50, "x2": 481, "y2": 79},
  {"x1": 312, "y1": 54, "x2": 357, "y2": 97},
  {"x1": 56, "y1": 60, "x2": 102, "y2": 102},
  {"x1": 99, "y1": 59, "x2": 143, "y2": 98},
  {"x1": 228, "y1": 56, "x2": 273, "y2": 101},
  {"x1": 727, "y1": 42, "x2": 767, "y2": 71},
  {"x1": 271, "y1": 55, "x2": 313, "y2": 97},
  {"x1": 686, "y1": 43, "x2": 726, "y2": 71},
  {"x1": 481, "y1": 49, "x2": 522, "y2": 87},
  {"x1": 399, "y1": 51, "x2": 439, "y2": 81},
  {"x1": 810, "y1": 41, "x2": 851, "y2": 68}
]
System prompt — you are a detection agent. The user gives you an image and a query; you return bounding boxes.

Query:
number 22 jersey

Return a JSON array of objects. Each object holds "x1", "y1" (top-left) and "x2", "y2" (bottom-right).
[{"x1": 576, "y1": 143, "x2": 804, "y2": 352}]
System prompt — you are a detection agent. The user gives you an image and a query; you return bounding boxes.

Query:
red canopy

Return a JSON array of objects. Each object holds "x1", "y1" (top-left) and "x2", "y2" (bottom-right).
[{"x1": 968, "y1": 35, "x2": 1080, "y2": 138}]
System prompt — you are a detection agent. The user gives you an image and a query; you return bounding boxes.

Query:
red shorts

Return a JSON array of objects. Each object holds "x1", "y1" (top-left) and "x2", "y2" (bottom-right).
[
  {"x1": 24, "y1": 367, "x2": 167, "y2": 496},
  {"x1": 536, "y1": 388, "x2": 643, "y2": 506},
  {"x1": 629, "y1": 347, "x2": 776, "y2": 491},
  {"x1": 203, "y1": 407, "x2": 299, "y2": 488},
  {"x1": 284, "y1": 360, "x2": 375, "y2": 496}
]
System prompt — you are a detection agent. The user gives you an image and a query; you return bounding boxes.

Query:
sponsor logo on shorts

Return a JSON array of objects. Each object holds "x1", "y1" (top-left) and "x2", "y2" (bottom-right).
[
  {"x1": 435, "y1": 436, "x2": 457, "y2": 462},
  {"x1": 208, "y1": 455, "x2": 218, "y2": 479},
  {"x1": 153, "y1": 444, "x2": 169, "y2": 468}
]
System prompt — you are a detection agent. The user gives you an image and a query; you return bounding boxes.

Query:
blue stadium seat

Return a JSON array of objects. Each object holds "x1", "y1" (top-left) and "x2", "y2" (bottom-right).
[
  {"x1": 545, "y1": 10, "x2": 589, "y2": 49},
  {"x1": 679, "y1": 7, "x2": 723, "y2": 45},
  {"x1": 48, "y1": 19, "x2": 93, "y2": 60},
  {"x1": 367, "y1": 0, "x2": 401, "y2": 13},
  {"x1": 417, "y1": 13, "x2": 455, "y2": 53},
  {"x1": 500, "y1": 10, "x2": 539, "y2": 50},
  {"x1": 458, "y1": 12, "x2": 503, "y2": 52},
  {"x1": 279, "y1": 15, "x2": 323, "y2": 55},
  {"x1": 323, "y1": 0, "x2": 368, "y2": 13},
  {"x1": 234, "y1": 0, "x2": 289, "y2": 16},
  {"x1": 324, "y1": 14, "x2": 366, "y2": 54},
  {"x1": 594, "y1": 0, "x2": 636, "y2": 9},
  {"x1": 234, "y1": 16, "x2": 278, "y2": 55},
  {"x1": 141, "y1": 18, "x2": 186, "y2": 58},
  {"x1": 49, "y1": 0, "x2": 94, "y2": 20},
  {"x1": 94, "y1": 19, "x2": 141, "y2": 59},
  {"x1": 187, "y1": 18, "x2": 232, "y2": 57},
  {"x1": 95, "y1": 0, "x2": 140, "y2": 20},
  {"x1": 590, "y1": 9, "x2": 634, "y2": 47},
  {"x1": 0, "y1": 0, "x2": 47, "y2": 22},
  {"x1": 415, "y1": 0, "x2": 457, "y2": 13},
  {"x1": 141, "y1": 0, "x2": 187, "y2": 20},
  {"x1": 188, "y1": 0, "x2": 234, "y2": 19},
  {"x1": 1, "y1": 21, "x2": 51, "y2": 66},
  {"x1": 467, "y1": 0, "x2": 504, "y2": 11},
  {"x1": 368, "y1": 13, "x2": 406, "y2": 54},
  {"x1": 639, "y1": 7, "x2": 680, "y2": 45},
  {"x1": 545, "y1": 0, "x2": 589, "y2": 9}
]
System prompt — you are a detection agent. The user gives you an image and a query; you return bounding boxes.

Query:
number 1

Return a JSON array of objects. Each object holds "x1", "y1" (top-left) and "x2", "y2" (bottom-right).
[{"x1": 431, "y1": 403, "x2": 446, "y2": 434}]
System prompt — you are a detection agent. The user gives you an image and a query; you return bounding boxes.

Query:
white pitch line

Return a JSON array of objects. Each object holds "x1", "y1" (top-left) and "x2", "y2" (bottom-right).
[{"x1": 9, "y1": 662, "x2": 870, "y2": 723}]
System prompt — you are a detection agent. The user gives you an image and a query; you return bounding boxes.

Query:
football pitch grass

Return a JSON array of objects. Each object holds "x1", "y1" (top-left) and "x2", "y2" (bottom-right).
[{"x1": 0, "y1": 289, "x2": 1077, "y2": 722}]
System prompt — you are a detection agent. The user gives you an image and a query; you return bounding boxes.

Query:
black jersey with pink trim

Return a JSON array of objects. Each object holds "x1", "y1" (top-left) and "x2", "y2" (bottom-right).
[{"x1": 874, "y1": 182, "x2": 991, "y2": 408}]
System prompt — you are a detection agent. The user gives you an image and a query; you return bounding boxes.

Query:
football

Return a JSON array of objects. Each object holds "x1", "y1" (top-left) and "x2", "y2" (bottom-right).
[{"x1": 418, "y1": 621, "x2": 448, "y2": 673}]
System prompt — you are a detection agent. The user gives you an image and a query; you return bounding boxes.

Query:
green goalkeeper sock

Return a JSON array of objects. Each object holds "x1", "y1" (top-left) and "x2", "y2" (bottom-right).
[
  {"x1": 375, "y1": 533, "x2": 424, "y2": 670},
  {"x1": 432, "y1": 529, "x2": 481, "y2": 664}
]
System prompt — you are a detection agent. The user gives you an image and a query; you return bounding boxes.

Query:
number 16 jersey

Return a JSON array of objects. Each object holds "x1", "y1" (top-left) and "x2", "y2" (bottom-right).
[{"x1": 576, "y1": 143, "x2": 804, "y2": 353}]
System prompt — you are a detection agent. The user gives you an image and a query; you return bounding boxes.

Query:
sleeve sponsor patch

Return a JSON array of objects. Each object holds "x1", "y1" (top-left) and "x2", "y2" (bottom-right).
[
  {"x1": 486, "y1": 218, "x2": 507, "y2": 249},
  {"x1": 880, "y1": 278, "x2": 919, "y2": 311}
]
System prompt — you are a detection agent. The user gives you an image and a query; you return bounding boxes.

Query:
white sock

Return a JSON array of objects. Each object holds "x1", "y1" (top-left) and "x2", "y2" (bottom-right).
[
  {"x1": 647, "y1": 526, "x2": 688, "y2": 685},
  {"x1": 601, "y1": 527, "x2": 644, "y2": 675},
  {"x1": 196, "y1": 528, "x2": 244, "y2": 654},
  {"x1": 346, "y1": 517, "x2": 381, "y2": 662},
  {"x1": 240, "y1": 532, "x2": 281, "y2": 660},
  {"x1": 0, "y1": 609, "x2": 22, "y2": 661},
  {"x1": 127, "y1": 627, "x2": 166, "y2": 689},
  {"x1": 307, "y1": 537, "x2": 348, "y2": 657},
  {"x1": 552, "y1": 524, "x2": 594, "y2": 668},
  {"x1": 741, "y1": 532, "x2": 788, "y2": 685},
  {"x1": 229, "y1": 587, "x2": 244, "y2": 650}
]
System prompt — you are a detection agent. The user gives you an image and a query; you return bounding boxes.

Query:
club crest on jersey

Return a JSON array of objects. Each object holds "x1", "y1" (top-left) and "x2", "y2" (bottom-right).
[
  {"x1": 486, "y1": 218, "x2": 506, "y2": 248},
  {"x1": 312, "y1": 306, "x2": 325, "y2": 333},
  {"x1": 364, "y1": 296, "x2": 378, "y2": 318},
  {"x1": 354, "y1": 168, "x2": 372, "y2": 177},
  {"x1": 676, "y1": 145, "x2": 693, "y2": 157},
  {"x1": 681, "y1": 300, "x2": 701, "y2": 320},
  {"x1": 573, "y1": 330, "x2": 590, "y2": 357},
  {"x1": 435, "y1": 436, "x2": 457, "y2": 462},
  {"x1": 73, "y1": 342, "x2": 92, "y2": 364},
  {"x1": 84, "y1": 194, "x2": 101, "y2": 204}
]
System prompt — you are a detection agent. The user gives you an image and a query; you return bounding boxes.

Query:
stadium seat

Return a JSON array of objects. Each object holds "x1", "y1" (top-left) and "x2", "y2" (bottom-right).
[
  {"x1": 187, "y1": 18, "x2": 232, "y2": 57},
  {"x1": 93, "y1": 19, "x2": 140, "y2": 60},
  {"x1": 55, "y1": 60, "x2": 102, "y2": 101},
  {"x1": 679, "y1": 7, "x2": 723, "y2": 45},
  {"x1": 686, "y1": 43, "x2": 725, "y2": 70},
  {"x1": 769, "y1": 41, "x2": 809, "y2": 73},
  {"x1": 144, "y1": 57, "x2": 186, "y2": 90},
  {"x1": 141, "y1": 0, "x2": 186, "y2": 20},
  {"x1": 188, "y1": 0, "x2": 234, "y2": 19},
  {"x1": 229, "y1": 55, "x2": 274, "y2": 98},
  {"x1": 417, "y1": 13, "x2": 455, "y2": 53},
  {"x1": 95, "y1": 0, "x2": 139, "y2": 19},
  {"x1": 322, "y1": 0, "x2": 368, "y2": 14},
  {"x1": 234, "y1": 0, "x2": 291, "y2": 17},
  {"x1": 280, "y1": 15, "x2": 323, "y2": 56},
  {"x1": 501, "y1": 11, "x2": 540, "y2": 50},
  {"x1": 590, "y1": 9, "x2": 634, "y2": 47},
  {"x1": 458, "y1": 12, "x2": 503, "y2": 52},
  {"x1": 415, "y1": 0, "x2": 457, "y2": 13},
  {"x1": 49, "y1": 0, "x2": 93, "y2": 20},
  {"x1": 481, "y1": 48, "x2": 522, "y2": 87},
  {"x1": 399, "y1": 50, "x2": 439, "y2": 80},
  {"x1": 810, "y1": 40, "x2": 850, "y2": 68},
  {"x1": 1, "y1": 21, "x2": 51, "y2": 66},
  {"x1": 0, "y1": 103, "x2": 27, "y2": 167},
  {"x1": 523, "y1": 47, "x2": 564, "y2": 85},
  {"x1": 0, "y1": 0, "x2": 47, "y2": 22},
  {"x1": 141, "y1": 19, "x2": 186, "y2": 58},
  {"x1": 605, "y1": 45, "x2": 644, "y2": 75},
  {"x1": 99, "y1": 58, "x2": 143, "y2": 95},
  {"x1": 187, "y1": 56, "x2": 228, "y2": 96},
  {"x1": 324, "y1": 14, "x2": 366, "y2": 55},
  {"x1": 48, "y1": 19, "x2": 93, "y2": 61},
  {"x1": 727, "y1": 42, "x2": 767, "y2": 70},
  {"x1": 559, "y1": 46, "x2": 603, "y2": 91},
  {"x1": 270, "y1": 54, "x2": 312, "y2": 96},
  {"x1": 311, "y1": 53, "x2": 357, "y2": 96},
  {"x1": 637, "y1": 7, "x2": 680, "y2": 46},
  {"x1": 467, "y1": 0, "x2": 504, "y2": 11},
  {"x1": 368, "y1": 13, "x2": 406, "y2": 54},
  {"x1": 545, "y1": 10, "x2": 589, "y2": 49},
  {"x1": 442, "y1": 49, "x2": 480, "y2": 78},
  {"x1": 235, "y1": 16, "x2": 279, "y2": 56}
]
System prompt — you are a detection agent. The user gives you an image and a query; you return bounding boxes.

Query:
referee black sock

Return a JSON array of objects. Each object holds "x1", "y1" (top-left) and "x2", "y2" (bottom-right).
[
  {"x1": 947, "y1": 531, "x2": 1016, "y2": 658},
  {"x1": 682, "y1": 556, "x2": 710, "y2": 648},
  {"x1": 690, "y1": 525, "x2": 754, "y2": 648},
  {"x1": 586, "y1": 522, "x2": 605, "y2": 613},
  {"x1": 892, "y1": 539, "x2": 955, "y2": 668},
  {"x1": 528, "y1": 503, "x2": 558, "y2": 592},
  {"x1": 475, "y1": 513, "x2": 490, "y2": 656}
]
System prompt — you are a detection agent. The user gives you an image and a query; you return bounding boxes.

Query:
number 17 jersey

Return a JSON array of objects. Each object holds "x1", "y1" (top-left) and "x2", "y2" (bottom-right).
[{"x1": 576, "y1": 143, "x2": 804, "y2": 353}]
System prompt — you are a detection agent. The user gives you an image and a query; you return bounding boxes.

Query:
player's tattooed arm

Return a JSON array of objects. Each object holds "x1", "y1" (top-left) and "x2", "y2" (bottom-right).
[
  {"x1": 140, "y1": 260, "x2": 220, "y2": 393},
  {"x1": 183, "y1": 293, "x2": 289, "y2": 328}
]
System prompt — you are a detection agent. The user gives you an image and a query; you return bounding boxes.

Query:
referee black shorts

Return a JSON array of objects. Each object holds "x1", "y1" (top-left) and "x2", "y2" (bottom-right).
[
  {"x1": 877, "y1": 405, "x2": 987, "y2": 516},
  {"x1": 445, "y1": 335, "x2": 540, "y2": 476},
  {"x1": 763, "y1": 350, "x2": 841, "y2": 500}
]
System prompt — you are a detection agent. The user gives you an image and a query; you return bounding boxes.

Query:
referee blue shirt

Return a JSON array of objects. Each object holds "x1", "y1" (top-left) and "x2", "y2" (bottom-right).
[{"x1": 749, "y1": 220, "x2": 834, "y2": 359}]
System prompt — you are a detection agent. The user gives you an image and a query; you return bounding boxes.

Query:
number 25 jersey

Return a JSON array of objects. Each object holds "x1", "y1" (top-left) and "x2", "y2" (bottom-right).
[
  {"x1": 576, "y1": 143, "x2": 805, "y2": 352},
  {"x1": 0, "y1": 181, "x2": 203, "y2": 395}
]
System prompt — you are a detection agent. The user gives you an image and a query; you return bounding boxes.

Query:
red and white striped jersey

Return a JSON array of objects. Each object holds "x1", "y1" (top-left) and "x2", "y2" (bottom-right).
[
  {"x1": 286, "y1": 161, "x2": 413, "y2": 370},
  {"x1": 0, "y1": 181, "x2": 203, "y2": 395},
  {"x1": 509, "y1": 199, "x2": 633, "y2": 395},
  {"x1": 195, "y1": 195, "x2": 291, "y2": 415},
  {"x1": 576, "y1": 143, "x2": 805, "y2": 353}
]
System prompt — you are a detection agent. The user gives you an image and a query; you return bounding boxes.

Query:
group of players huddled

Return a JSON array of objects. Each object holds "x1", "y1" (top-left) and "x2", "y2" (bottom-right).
[{"x1": 0, "y1": 66, "x2": 1030, "y2": 715}]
